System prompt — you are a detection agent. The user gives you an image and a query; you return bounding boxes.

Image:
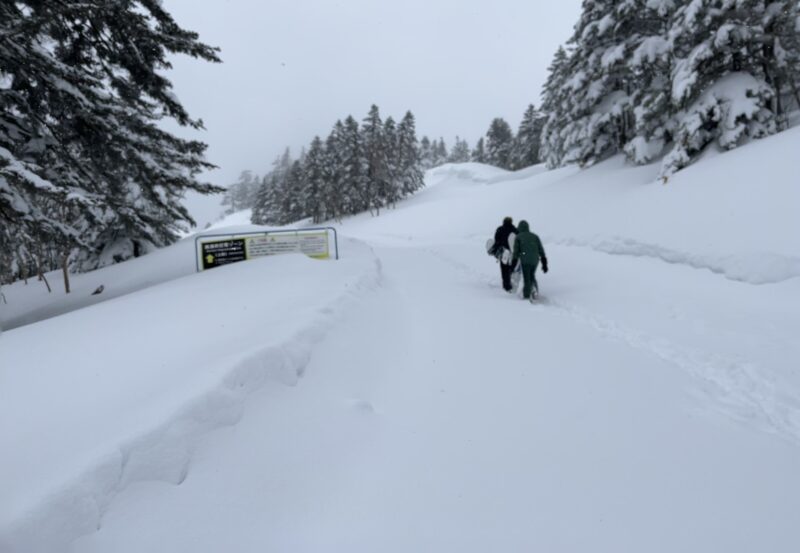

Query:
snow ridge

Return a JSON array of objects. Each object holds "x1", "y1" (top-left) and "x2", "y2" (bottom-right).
[
  {"x1": 0, "y1": 246, "x2": 383, "y2": 553},
  {"x1": 554, "y1": 235, "x2": 800, "y2": 285}
]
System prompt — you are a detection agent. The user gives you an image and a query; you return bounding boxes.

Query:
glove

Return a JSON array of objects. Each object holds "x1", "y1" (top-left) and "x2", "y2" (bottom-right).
[{"x1": 541, "y1": 257, "x2": 548, "y2": 273}]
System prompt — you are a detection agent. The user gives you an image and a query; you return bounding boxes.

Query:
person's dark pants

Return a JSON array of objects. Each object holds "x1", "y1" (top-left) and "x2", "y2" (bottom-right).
[
  {"x1": 521, "y1": 261, "x2": 539, "y2": 299},
  {"x1": 500, "y1": 263, "x2": 513, "y2": 291}
]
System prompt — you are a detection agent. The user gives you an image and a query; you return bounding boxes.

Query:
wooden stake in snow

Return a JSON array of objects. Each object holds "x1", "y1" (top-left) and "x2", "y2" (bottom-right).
[
  {"x1": 61, "y1": 252, "x2": 71, "y2": 294},
  {"x1": 35, "y1": 255, "x2": 52, "y2": 293}
]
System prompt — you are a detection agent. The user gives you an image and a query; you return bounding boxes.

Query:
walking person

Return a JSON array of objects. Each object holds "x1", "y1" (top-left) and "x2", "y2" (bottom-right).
[
  {"x1": 492, "y1": 217, "x2": 517, "y2": 292},
  {"x1": 512, "y1": 220, "x2": 548, "y2": 301}
]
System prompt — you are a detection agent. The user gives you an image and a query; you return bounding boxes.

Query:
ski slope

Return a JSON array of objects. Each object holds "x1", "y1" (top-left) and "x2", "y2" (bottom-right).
[{"x1": 2, "y1": 127, "x2": 800, "y2": 552}]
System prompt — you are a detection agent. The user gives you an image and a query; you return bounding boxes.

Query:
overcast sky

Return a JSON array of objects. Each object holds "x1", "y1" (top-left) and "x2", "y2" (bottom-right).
[{"x1": 164, "y1": 0, "x2": 582, "y2": 224}]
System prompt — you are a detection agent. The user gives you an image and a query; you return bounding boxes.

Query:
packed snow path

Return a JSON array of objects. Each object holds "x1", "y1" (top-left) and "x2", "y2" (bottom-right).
[{"x1": 70, "y1": 239, "x2": 800, "y2": 552}]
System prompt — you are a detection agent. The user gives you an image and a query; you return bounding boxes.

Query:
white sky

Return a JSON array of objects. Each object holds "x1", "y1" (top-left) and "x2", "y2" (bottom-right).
[{"x1": 164, "y1": 0, "x2": 582, "y2": 223}]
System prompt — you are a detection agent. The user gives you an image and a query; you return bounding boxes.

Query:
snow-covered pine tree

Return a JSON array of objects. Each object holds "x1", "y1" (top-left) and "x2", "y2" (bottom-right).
[
  {"x1": 251, "y1": 150, "x2": 291, "y2": 226},
  {"x1": 448, "y1": 137, "x2": 471, "y2": 163},
  {"x1": 557, "y1": 0, "x2": 649, "y2": 168},
  {"x1": 382, "y1": 116, "x2": 402, "y2": 208},
  {"x1": 485, "y1": 118, "x2": 514, "y2": 169},
  {"x1": 302, "y1": 137, "x2": 327, "y2": 224},
  {"x1": 280, "y1": 160, "x2": 306, "y2": 224},
  {"x1": 340, "y1": 115, "x2": 368, "y2": 215},
  {"x1": 322, "y1": 122, "x2": 345, "y2": 222},
  {"x1": 1, "y1": 0, "x2": 222, "y2": 277},
  {"x1": 397, "y1": 111, "x2": 425, "y2": 197},
  {"x1": 222, "y1": 171, "x2": 259, "y2": 215},
  {"x1": 361, "y1": 105, "x2": 390, "y2": 215},
  {"x1": 471, "y1": 137, "x2": 487, "y2": 163},
  {"x1": 432, "y1": 138, "x2": 448, "y2": 167},
  {"x1": 748, "y1": 1, "x2": 800, "y2": 123},
  {"x1": 540, "y1": 46, "x2": 574, "y2": 168},
  {"x1": 622, "y1": 0, "x2": 676, "y2": 165},
  {"x1": 773, "y1": 2, "x2": 800, "y2": 113},
  {"x1": 511, "y1": 105, "x2": 546, "y2": 169},
  {"x1": 661, "y1": 0, "x2": 783, "y2": 175},
  {"x1": 419, "y1": 136, "x2": 435, "y2": 169}
]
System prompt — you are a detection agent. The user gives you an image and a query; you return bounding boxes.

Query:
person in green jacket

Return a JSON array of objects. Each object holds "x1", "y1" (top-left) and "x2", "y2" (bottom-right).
[{"x1": 511, "y1": 220, "x2": 548, "y2": 300}]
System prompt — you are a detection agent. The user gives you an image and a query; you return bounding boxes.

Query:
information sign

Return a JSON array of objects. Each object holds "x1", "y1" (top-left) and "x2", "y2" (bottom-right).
[{"x1": 201, "y1": 238, "x2": 246, "y2": 270}]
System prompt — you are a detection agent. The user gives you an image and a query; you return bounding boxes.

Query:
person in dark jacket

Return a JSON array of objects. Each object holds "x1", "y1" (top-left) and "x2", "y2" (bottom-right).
[
  {"x1": 493, "y1": 217, "x2": 517, "y2": 292},
  {"x1": 512, "y1": 220, "x2": 548, "y2": 300}
]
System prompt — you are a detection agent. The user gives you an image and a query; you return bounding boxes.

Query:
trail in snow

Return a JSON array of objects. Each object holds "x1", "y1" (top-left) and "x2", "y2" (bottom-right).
[
  {"x1": 429, "y1": 241, "x2": 800, "y2": 447},
  {"x1": 71, "y1": 242, "x2": 800, "y2": 553}
]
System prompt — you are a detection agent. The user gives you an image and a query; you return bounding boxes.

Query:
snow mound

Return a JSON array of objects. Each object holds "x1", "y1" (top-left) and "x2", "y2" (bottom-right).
[
  {"x1": 426, "y1": 162, "x2": 511, "y2": 185},
  {"x1": 0, "y1": 239, "x2": 381, "y2": 552}
]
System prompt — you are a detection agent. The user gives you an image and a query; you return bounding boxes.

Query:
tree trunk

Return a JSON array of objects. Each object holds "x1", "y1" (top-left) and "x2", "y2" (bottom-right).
[
  {"x1": 790, "y1": 78, "x2": 800, "y2": 113},
  {"x1": 61, "y1": 252, "x2": 71, "y2": 294},
  {"x1": 19, "y1": 254, "x2": 28, "y2": 285},
  {"x1": 36, "y1": 256, "x2": 52, "y2": 293}
]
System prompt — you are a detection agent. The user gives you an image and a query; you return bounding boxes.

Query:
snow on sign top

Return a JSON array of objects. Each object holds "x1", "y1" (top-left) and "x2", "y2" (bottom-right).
[{"x1": 196, "y1": 228, "x2": 336, "y2": 271}]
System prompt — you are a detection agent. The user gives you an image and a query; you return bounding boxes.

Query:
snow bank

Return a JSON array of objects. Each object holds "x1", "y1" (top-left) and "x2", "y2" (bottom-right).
[
  {"x1": 426, "y1": 162, "x2": 511, "y2": 185},
  {"x1": 0, "y1": 223, "x2": 308, "y2": 332},
  {"x1": 556, "y1": 236, "x2": 800, "y2": 285},
  {"x1": 0, "y1": 239, "x2": 381, "y2": 552},
  {"x1": 434, "y1": 126, "x2": 800, "y2": 286}
]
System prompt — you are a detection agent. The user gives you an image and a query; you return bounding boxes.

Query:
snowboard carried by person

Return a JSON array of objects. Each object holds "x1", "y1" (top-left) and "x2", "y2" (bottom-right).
[
  {"x1": 509, "y1": 261, "x2": 522, "y2": 292},
  {"x1": 488, "y1": 217, "x2": 518, "y2": 293}
]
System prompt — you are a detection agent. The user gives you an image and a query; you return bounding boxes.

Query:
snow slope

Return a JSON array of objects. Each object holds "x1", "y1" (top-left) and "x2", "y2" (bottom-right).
[
  {"x1": 2, "y1": 127, "x2": 800, "y2": 552},
  {"x1": 0, "y1": 240, "x2": 381, "y2": 551}
]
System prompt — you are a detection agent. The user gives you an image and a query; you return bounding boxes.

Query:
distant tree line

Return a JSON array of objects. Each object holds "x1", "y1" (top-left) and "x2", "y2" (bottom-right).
[
  {"x1": 236, "y1": 106, "x2": 426, "y2": 226},
  {"x1": 224, "y1": 105, "x2": 550, "y2": 223},
  {"x1": 539, "y1": 0, "x2": 800, "y2": 177},
  {"x1": 0, "y1": 1, "x2": 220, "y2": 292}
]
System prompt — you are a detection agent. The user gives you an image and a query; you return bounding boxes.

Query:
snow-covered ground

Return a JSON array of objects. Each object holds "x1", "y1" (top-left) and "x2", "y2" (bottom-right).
[{"x1": 1, "y1": 128, "x2": 799, "y2": 552}]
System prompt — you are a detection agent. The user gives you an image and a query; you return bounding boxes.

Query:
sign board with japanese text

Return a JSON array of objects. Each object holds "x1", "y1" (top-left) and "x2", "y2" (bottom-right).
[{"x1": 195, "y1": 228, "x2": 337, "y2": 272}]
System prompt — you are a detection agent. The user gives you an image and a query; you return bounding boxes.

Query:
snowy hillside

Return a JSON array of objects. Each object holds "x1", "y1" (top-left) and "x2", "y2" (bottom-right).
[{"x1": 1, "y1": 128, "x2": 799, "y2": 552}]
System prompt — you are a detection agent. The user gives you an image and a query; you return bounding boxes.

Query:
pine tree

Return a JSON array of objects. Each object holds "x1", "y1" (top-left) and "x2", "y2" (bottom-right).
[
  {"x1": 622, "y1": 0, "x2": 676, "y2": 165},
  {"x1": 303, "y1": 137, "x2": 327, "y2": 224},
  {"x1": 557, "y1": 0, "x2": 645, "y2": 168},
  {"x1": 397, "y1": 111, "x2": 425, "y2": 197},
  {"x1": 773, "y1": 2, "x2": 800, "y2": 113},
  {"x1": 280, "y1": 160, "x2": 305, "y2": 224},
  {"x1": 432, "y1": 138, "x2": 448, "y2": 167},
  {"x1": 222, "y1": 171, "x2": 259, "y2": 214},
  {"x1": 448, "y1": 137, "x2": 471, "y2": 163},
  {"x1": 322, "y1": 122, "x2": 345, "y2": 221},
  {"x1": 511, "y1": 105, "x2": 546, "y2": 169},
  {"x1": 485, "y1": 118, "x2": 514, "y2": 169},
  {"x1": 340, "y1": 115, "x2": 368, "y2": 215},
  {"x1": 540, "y1": 46, "x2": 574, "y2": 168},
  {"x1": 471, "y1": 137, "x2": 487, "y2": 163},
  {"x1": 251, "y1": 150, "x2": 291, "y2": 226},
  {"x1": 382, "y1": 116, "x2": 402, "y2": 208},
  {"x1": 361, "y1": 105, "x2": 390, "y2": 215},
  {"x1": 419, "y1": 136, "x2": 435, "y2": 170},
  {"x1": 661, "y1": 0, "x2": 787, "y2": 175},
  {"x1": 1, "y1": 0, "x2": 222, "y2": 277}
]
